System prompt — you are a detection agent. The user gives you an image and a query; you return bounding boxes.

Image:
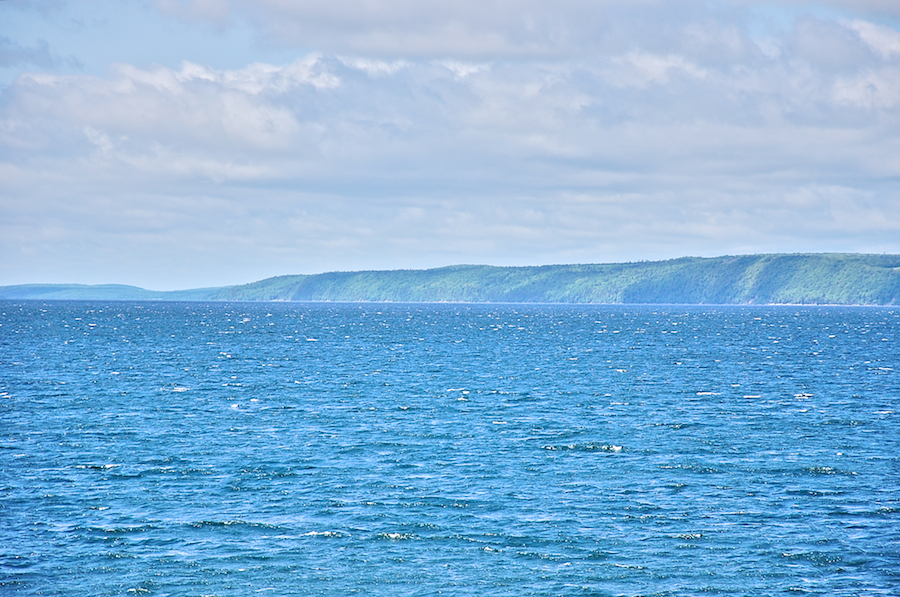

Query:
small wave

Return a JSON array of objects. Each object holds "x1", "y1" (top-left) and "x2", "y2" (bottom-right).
[
  {"x1": 586, "y1": 550, "x2": 616, "y2": 560},
  {"x1": 302, "y1": 530, "x2": 345, "y2": 538},
  {"x1": 403, "y1": 498, "x2": 471, "y2": 509},
  {"x1": 806, "y1": 466, "x2": 857, "y2": 476},
  {"x1": 116, "y1": 465, "x2": 213, "y2": 479},
  {"x1": 674, "y1": 533, "x2": 703, "y2": 540},
  {"x1": 515, "y1": 550, "x2": 569, "y2": 562},
  {"x1": 781, "y1": 551, "x2": 843, "y2": 565},
  {"x1": 655, "y1": 422, "x2": 693, "y2": 429},
  {"x1": 79, "y1": 524, "x2": 160, "y2": 534},
  {"x1": 658, "y1": 464, "x2": 721, "y2": 474},
  {"x1": 188, "y1": 520, "x2": 284, "y2": 530},
  {"x1": 785, "y1": 489, "x2": 843, "y2": 497},
  {"x1": 543, "y1": 443, "x2": 623, "y2": 452},
  {"x1": 823, "y1": 418, "x2": 865, "y2": 427},
  {"x1": 377, "y1": 532, "x2": 415, "y2": 540}
]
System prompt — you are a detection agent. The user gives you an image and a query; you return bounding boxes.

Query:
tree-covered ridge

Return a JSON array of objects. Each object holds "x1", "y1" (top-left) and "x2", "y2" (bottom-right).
[{"x1": 3, "y1": 254, "x2": 900, "y2": 305}]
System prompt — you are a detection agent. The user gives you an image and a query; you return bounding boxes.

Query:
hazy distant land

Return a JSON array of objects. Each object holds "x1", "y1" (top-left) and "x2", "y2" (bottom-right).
[{"x1": 3, "y1": 253, "x2": 899, "y2": 305}]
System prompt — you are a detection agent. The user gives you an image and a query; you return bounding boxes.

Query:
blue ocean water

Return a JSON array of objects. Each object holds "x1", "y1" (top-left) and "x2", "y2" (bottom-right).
[{"x1": 1, "y1": 301, "x2": 898, "y2": 596}]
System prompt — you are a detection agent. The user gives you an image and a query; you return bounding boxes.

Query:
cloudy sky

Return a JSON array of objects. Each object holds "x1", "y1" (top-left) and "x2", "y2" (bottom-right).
[{"x1": 2, "y1": 0, "x2": 899, "y2": 289}]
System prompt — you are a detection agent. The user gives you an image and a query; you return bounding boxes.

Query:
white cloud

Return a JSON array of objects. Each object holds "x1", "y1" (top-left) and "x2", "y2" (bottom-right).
[
  {"x1": 834, "y1": 66, "x2": 900, "y2": 109},
  {"x1": 847, "y1": 19, "x2": 900, "y2": 58},
  {"x1": 149, "y1": 0, "x2": 746, "y2": 60},
  {"x1": 605, "y1": 52, "x2": 708, "y2": 88},
  {"x1": 2, "y1": 0, "x2": 900, "y2": 287},
  {"x1": 436, "y1": 61, "x2": 491, "y2": 79},
  {"x1": 337, "y1": 57, "x2": 410, "y2": 77},
  {"x1": 6, "y1": 56, "x2": 340, "y2": 163},
  {"x1": 150, "y1": 0, "x2": 900, "y2": 62}
]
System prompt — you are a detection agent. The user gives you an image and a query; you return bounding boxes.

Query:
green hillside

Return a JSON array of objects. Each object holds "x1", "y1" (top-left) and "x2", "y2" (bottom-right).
[
  {"x1": 3, "y1": 254, "x2": 899, "y2": 305},
  {"x1": 0, "y1": 284, "x2": 216, "y2": 301}
]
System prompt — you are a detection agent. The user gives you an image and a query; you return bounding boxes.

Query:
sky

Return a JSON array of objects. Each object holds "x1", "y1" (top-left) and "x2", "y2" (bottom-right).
[{"x1": 2, "y1": 0, "x2": 900, "y2": 290}]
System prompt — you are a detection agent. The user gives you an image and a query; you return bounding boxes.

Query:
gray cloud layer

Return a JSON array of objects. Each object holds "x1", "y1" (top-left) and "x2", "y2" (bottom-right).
[
  {"x1": 2, "y1": 1, "x2": 899, "y2": 288},
  {"x1": 156, "y1": 0, "x2": 900, "y2": 57}
]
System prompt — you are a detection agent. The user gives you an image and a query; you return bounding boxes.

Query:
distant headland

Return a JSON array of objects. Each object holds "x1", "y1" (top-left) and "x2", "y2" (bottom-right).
[{"x1": 2, "y1": 253, "x2": 899, "y2": 305}]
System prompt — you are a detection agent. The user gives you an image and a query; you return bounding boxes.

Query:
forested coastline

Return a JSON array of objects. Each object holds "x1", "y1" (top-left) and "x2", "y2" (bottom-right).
[{"x1": 3, "y1": 253, "x2": 899, "y2": 305}]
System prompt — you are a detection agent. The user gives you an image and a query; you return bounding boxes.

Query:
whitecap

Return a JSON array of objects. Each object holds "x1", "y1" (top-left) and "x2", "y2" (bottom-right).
[
  {"x1": 302, "y1": 531, "x2": 343, "y2": 538},
  {"x1": 378, "y1": 532, "x2": 412, "y2": 540}
]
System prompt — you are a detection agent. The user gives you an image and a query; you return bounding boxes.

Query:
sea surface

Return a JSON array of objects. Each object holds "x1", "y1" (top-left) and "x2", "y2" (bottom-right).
[{"x1": 1, "y1": 301, "x2": 898, "y2": 596}]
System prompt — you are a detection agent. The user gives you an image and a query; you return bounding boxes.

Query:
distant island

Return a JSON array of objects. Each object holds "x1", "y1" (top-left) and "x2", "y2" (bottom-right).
[{"x1": 3, "y1": 253, "x2": 899, "y2": 305}]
